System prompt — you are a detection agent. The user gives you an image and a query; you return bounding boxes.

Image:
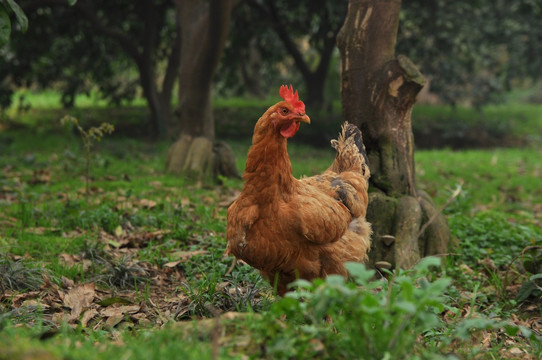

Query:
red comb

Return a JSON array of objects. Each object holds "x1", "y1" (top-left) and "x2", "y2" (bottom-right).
[{"x1": 279, "y1": 85, "x2": 305, "y2": 113}]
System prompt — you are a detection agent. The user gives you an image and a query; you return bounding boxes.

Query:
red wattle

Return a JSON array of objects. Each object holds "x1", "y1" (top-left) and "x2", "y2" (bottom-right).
[{"x1": 280, "y1": 122, "x2": 300, "y2": 138}]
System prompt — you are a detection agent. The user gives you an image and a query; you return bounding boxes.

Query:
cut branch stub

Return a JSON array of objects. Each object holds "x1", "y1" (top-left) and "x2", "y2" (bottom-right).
[
  {"x1": 367, "y1": 57, "x2": 425, "y2": 197},
  {"x1": 165, "y1": 135, "x2": 212, "y2": 181}
]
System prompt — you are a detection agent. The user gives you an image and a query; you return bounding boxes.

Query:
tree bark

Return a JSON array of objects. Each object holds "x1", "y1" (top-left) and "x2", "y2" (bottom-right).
[
  {"x1": 337, "y1": 0, "x2": 450, "y2": 269},
  {"x1": 165, "y1": 0, "x2": 239, "y2": 181}
]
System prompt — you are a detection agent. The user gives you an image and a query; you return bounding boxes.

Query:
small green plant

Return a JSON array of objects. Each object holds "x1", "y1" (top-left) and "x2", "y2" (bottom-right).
[
  {"x1": 450, "y1": 211, "x2": 538, "y2": 268},
  {"x1": 246, "y1": 258, "x2": 541, "y2": 359},
  {"x1": 61, "y1": 115, "x2": 114, "y2": 203},
  {"x1": 16, "y1": 189, "x2": 32, "y2": 231},
  {"x1": 249, "y1": 257, "x2": 450, "y2": 359},
  {"x1": 105, "y1": 256, "x2": 149, "y2": 289},
  {"x1": 0, "y1": 256, "x2": 46, "y2": 292},
  {"x1": 516, "y1": 246, "x2": 542, "y2": 302}
]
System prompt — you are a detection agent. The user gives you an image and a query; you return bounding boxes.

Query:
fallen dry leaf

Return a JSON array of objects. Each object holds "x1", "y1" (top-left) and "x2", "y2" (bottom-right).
[
  {"x1": 163, "y1": 261, "x2": 182, "y2": 268},
  {"x1": 62, "y1": 228, "x2": 86, "y2": 238},
  {"x1": 116, "y1": 201, "x2": 133, "y2": 211},
  {"x1": 59, "y1": 253, "x2": 81, "y2": 266},
  {"x1": 28, "y1": 169, "x2": 51, "y2": 184},
  {"x1": 149, "y1": 181, "x2": 162, "y2": 188},
  {"x1": 139, "y1": 199, "x2": 157, "y2": 209},
  {"x1": 106, "y1": 314, "x2": 125, "y2": 328},
  {"x1": 62, "y1": 283, "x2": 96, "y2": 323},
  {"x1": 132, "y1": 313, "x2": 151, "y2": 326},
  {"x1": 80, "y1": 309, "x2": 99, "y2": 328},
  {"x1": 11, "y1": 291, "x2": 41, "y2": 308},
  {"x1": 507, "y1": 347, "x2": 525, "y2": 356},
  {"x1": 100, "y1": 304, "x2": 140, "y2": 318},
  {"x1": 100, "y1": 304, "x2": 141, "y2": 327},
  {"x1": 60, "y1": 276, "x2": 75, "y2": 289},
  {"x1": 166, "y1": 250, "x2": 207, "y2": 265}
]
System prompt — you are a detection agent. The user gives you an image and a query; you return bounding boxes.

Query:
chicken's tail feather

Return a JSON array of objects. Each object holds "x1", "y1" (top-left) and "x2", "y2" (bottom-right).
[{"x1": 330, "y1": 122, "x2": 370, "y2": 179}]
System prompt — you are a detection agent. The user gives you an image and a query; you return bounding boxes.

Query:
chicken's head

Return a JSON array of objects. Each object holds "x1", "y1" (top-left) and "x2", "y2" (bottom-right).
[{"x1": 268, "y1": 85, "x2": 311, "y2": 138}]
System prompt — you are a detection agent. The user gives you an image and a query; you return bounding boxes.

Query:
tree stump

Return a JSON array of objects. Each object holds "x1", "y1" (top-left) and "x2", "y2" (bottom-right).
[
  {"x1": 165, "y1": 0, "x2": 239, "y2": 182},
  {"x1": 165, "y1": 135, "x2": 239, "y2": 181}
]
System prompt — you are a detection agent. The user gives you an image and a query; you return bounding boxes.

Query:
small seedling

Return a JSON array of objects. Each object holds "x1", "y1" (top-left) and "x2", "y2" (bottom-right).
[{"x1": 61, "y1": 116, "x2": 114, "y2": 204}]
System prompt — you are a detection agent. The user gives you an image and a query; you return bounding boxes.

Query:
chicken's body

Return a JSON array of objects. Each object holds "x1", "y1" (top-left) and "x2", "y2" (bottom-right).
[{"x1": 226, "y1": 86, "x2": 371, "y2": 295}]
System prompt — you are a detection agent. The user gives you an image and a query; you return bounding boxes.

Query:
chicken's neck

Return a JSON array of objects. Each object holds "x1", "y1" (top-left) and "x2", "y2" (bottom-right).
[{"x1": 243, "y1": 130, "x2": 296, "y2": 196}]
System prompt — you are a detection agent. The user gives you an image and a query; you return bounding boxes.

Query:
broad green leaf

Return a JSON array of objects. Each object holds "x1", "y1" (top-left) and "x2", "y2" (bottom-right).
[
  {"x1": 345, "y1": 262, "x2": 375, "y2": 284},
  {"x1": 0, "y1": 5, "x2": 11, "y2": 47},
  {"x1": 68, "y1": 0, "x2": 78, "y2": 5},
  {"x1": 360, "y1": 293, "x2": 382, "y2": 313},
  {"x1": 503, "y1": 324, "x2": 520, "y2": 336},
  {"x1": 4, "y1": 0, "x2": 27, "y2": 33},
  {"x1": 413, "y1": 256, "x2": 441, "y2": 273},
  {"x1": 325, "y1": 274, "x2": 346, "y2": 286},
  {"x1": 393, "y1": 300, "x2": 417, "y2": 314},
  {"x1": 289, "y1": 278, "x2": 312, "y2": 290},
  {"x1": 516, "y1": 280, "x2": 537, "y2": 302}
]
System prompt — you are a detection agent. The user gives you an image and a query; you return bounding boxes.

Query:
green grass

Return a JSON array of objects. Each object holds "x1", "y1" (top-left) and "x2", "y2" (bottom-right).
[
  {"x1": 1, "y1": 98, "x2": 542, "y2": 358},
  {"x1": 7, "y1": 89, "x2": 542, "y2": 148},
  {"x1": 0, "y1": 322, "x2": 219, "y2": 360},
  {"x1": 412, "y1": 103, "x2": 542, "y2": 148},
  {"x1": 10, "y1": 88, "x2": 147, "y2": 110},
  {"x1": 416, "y1": 148, "x2": 542, "y2": 220}
]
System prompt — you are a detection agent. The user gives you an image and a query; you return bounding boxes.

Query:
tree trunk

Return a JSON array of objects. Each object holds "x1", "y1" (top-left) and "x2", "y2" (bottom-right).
[
  {"x1": 303, "y1": 71, "x2": 327, "y2": 110},
  {"x1": 65, "y1": 1, "x2": 180, "y2": 138},
  {"x1": 165, "y1": 0, "x2": 239, "y2": 180},
  {"x1": 138, "y1": 63, "x2": 171, "y2": 138},
  {"x1": 337, "y1": 0, "x2": 450, "y2": 269},
  {"x1": 239, "y1": 38, "x2": 265, "y2": 98}
]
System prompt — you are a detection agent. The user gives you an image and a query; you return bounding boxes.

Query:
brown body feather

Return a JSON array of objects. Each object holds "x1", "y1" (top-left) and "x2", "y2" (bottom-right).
[{"x1": 227, "y1": 102, "x2": 371, "y2": 295}]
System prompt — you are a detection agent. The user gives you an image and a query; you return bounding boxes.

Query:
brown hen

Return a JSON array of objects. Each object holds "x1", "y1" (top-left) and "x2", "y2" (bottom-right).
[{"x1": 226, "y1": 85, "x2": 371, "y2": 295}]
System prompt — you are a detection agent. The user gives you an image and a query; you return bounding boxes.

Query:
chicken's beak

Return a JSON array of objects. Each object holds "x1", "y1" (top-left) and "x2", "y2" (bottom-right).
[{"x1": 297, "y1": 114, "x2": 310, "y2": 124}]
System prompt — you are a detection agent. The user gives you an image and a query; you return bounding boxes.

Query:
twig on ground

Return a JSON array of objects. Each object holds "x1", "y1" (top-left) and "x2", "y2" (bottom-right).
[
  {"x1": 503, "y1": 245, "x2": 542, "y2": 290},
  {"x1": 225, "y1": 258, "x2": 237, "y2": 276},
  {"x1": 417, "y1": 182, "x2": 463, "y2": 239}
]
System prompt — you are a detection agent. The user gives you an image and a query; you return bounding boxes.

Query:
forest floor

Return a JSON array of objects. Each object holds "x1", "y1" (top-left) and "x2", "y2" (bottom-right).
[{"x1": 0, "y1": 101, "x2": 541, "y2": 359}]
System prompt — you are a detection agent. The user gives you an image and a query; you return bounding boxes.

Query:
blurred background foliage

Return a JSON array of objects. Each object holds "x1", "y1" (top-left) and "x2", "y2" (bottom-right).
[{"x1": 0, "y1": 0, "x2": 541, "y2": 142}]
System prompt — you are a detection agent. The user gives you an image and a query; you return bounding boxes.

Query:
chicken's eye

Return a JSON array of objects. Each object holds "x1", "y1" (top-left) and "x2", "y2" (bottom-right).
[{"x1": 280, "y1": 108, "x2": 289, "y2": 115}]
